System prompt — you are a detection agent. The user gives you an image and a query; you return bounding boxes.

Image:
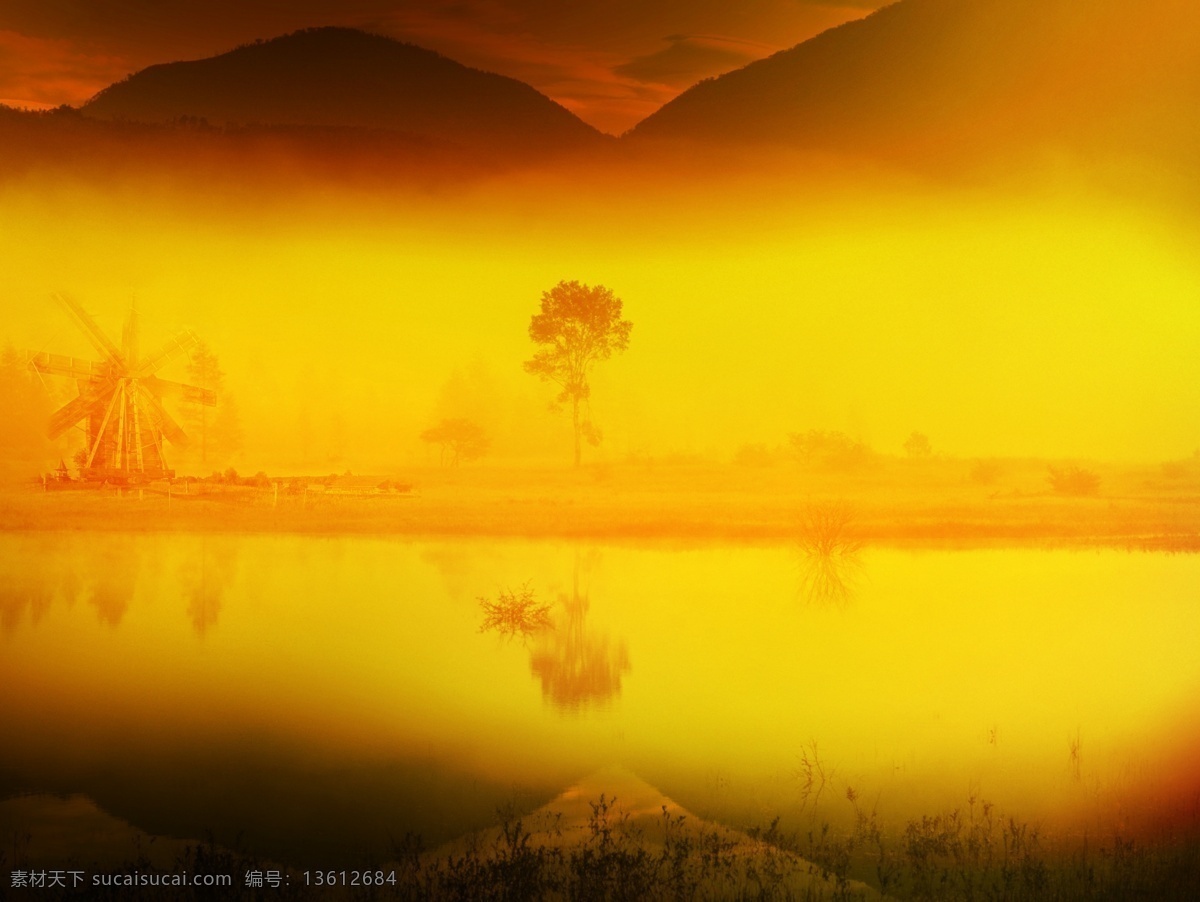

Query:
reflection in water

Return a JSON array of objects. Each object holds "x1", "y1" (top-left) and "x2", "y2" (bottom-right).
[
  {"x1": 87, "y1": 541, "x2": 140, "y2": 627},
  {"x1": 180, "y1": 541, "x2": 239, "y2": 636},
  {"x1": 0, "y1": 538, "x2": 91, "y2": 636},
  {"x1": 0, "y1": 536, "x2": 240, "y2": 634},
  {"x1": 4, "y1": 533, "x2": 1199, "y2": 862},
  {"x1": 0, "y1": 559, "x2": 57, "y2": 634},
  {"x1": 529, "y1": 559, "x2": 630, "y2": 711},
  {"x1": 423, "y1": 544, "x2": 485, "y2": 601},
  {"x1": 478, "y1": 584, "x2": 554, "y2": 642},
  {"x1": 797, "y1": 501, "x2": 863, "y2": 604},
  {"x1": 1, "y1": 537, "x2": 145, "y2": 630}
]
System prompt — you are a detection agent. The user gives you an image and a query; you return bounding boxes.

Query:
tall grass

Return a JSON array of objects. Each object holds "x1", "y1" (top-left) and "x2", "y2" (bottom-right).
[{"x1": 6, "y1": 794, "x2": 1198, "y2": 900}]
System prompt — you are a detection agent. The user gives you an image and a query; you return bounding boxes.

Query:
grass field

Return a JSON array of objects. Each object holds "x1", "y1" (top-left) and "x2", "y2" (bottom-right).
[{"x1": 4, "y1": 457, "x2": 1198, "y2": 548}]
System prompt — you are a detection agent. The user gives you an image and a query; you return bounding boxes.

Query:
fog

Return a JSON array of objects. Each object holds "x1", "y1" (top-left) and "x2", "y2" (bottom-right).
[{"x1": 3, "y1": 155, "x2": 1198, "y2": 476}]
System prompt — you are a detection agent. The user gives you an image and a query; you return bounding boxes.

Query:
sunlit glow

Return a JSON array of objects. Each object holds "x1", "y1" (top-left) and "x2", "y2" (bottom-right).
[{"x1": 3, "y1": 1, "x2": 1199, "y2": 889}]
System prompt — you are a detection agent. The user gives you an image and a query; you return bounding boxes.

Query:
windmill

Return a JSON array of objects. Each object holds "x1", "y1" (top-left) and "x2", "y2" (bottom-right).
[{"x1": 29, "y1": 294, "x2": 216, "y2": 483}]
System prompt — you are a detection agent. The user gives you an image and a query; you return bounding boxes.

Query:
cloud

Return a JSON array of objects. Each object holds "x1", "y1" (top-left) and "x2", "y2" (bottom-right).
[
  {"x1": 0, "y1": 29, "x2": 128, "y2": 106},
  {"x1": 614, "y1": 34, "x2": 774, "y2": 86}
]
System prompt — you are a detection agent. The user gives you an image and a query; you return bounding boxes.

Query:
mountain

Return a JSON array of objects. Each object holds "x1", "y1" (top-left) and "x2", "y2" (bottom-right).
[
  {"x1": 81, "y1": 27, "x2": 606, "y2": 158},
  {"x1": 626, "y1": 0, "x2": 1200, "y2": 169}
]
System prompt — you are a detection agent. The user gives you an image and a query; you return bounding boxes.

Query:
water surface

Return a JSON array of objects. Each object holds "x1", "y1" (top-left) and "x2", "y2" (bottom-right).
[{"x1": 2, "y1": 533, "x2": 1197, "y2": 862}]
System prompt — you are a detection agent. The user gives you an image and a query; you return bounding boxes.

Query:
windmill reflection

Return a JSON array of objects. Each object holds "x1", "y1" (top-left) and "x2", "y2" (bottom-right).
[
  {"x1": 528, "y1": 560, "x2": 630, "y2": 711},
  {"x1": 797, "y1": 501, "x2": 863, "y2": 605}
]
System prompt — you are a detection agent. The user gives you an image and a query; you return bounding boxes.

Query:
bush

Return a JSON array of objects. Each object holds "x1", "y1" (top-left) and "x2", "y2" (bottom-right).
[
  {"x1": 478, "y1": 586, "x2": 553, "y2": 642},
  {"x1": 1048, "y1": 465, "x2": 1100, "y2": 496},
  {"x1": 788, "y1": 430, "x2": 875, "y2": 471},
  {"x1": 733, "y1": 443, "x2": 774, "y2": 467},
  {"x1": 969, "y1": 459, "x2": 1003, "y2": 485},
  {"x1": 1160, "y1": 457, "x2": 1199, "y2": 480}
]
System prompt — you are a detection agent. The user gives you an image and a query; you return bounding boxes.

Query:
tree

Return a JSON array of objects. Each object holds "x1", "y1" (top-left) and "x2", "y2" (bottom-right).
[
  {"x1": 186, "y1": 341, "x2": 223, "y2": 466},
  {"x1": 185, "y1": 340, "x2": 242, "y2": 467},
  {"x1": 523, "y1": 280, "x2": 632, "y2": 467},
  {"x1": 788, "y1": 430, "x2": 874, "y2": 471},
  {"x1": 0, "y1": 344, "x2": 51, "y2": 478},
  {"x1": 903, "y1": 431, "x2": 932, "y2": 458},
  {"x1": 420, "y1": 418, "x2": 490, "y2": 466}
]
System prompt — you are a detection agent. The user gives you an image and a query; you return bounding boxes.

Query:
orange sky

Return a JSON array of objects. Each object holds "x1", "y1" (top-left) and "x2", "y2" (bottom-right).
[{"x1": 0, "y1": 1, "x2": 882, "y2": 133}]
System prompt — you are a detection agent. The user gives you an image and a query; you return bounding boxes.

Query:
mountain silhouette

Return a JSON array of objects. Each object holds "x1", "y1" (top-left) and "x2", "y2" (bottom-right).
[
  {"x1": 626, "y1": 0, "x2": 1200, "y2": 169},
  {"x1": 82, "y1": 27, "x2": 606, "y2": 158}
]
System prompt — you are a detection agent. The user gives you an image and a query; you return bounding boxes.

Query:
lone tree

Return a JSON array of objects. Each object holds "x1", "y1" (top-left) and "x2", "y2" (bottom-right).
[
  {"x1": 420, "y1": 418, "x2": 490, "y2": 466},
  {"x1": 524, "y1": 280, "x2": 632, "y2": 467},
  {"x1": 903, "y1": 431, "x2": 933, "y2": 459},
  {"x1": 185, "y1": 339, "x2": 242, "y2": 467}
]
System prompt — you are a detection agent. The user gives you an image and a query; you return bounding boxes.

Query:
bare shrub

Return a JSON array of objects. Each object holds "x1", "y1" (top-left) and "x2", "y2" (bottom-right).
[{"x1": 478, "y1": 585, "x2": 553, "y2": 641}]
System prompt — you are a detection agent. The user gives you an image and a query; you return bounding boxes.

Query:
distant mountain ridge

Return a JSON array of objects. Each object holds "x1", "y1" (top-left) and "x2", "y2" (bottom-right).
[
  {"x1": 626, "y1": 0, "x2": 1200, "y2": 169},
  {"x1": 81, "y1": 27, "x2": 606, "y2": 157},
  {"x1": 11, "y1": 5, "x2": 1200, "y2": 184}
]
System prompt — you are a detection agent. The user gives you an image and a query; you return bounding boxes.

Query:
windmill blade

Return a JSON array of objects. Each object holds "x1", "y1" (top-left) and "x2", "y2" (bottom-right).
[
  {"x1": 134, "y1": 383, "x2": 190, "y2": 448},
  {"x1": 135, "y1": 328, "x2": 200, "y2": 378},
  {"x1": 27, "y1": 351, "x2": 108, "y2": 380},
  {"x1": 143, "y1": 375, "x2": 217, "y2": 406},
  {"x1": 48, "y1": 384, "x2": 116, "y2": 440},
  {"x1": 53, "y1": 293, "x2": 125, "y2": 366}
]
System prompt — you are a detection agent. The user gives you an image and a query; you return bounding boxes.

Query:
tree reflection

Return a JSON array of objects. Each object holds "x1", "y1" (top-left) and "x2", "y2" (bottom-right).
[
  {"x1": 0, "y1": 537, "x2": 129, "y2": 632},
  {"x1": 797, "y1": 501, "x2": 863, "y2": 605},
  {"x1": 87, "y1": 541, "x2": 139, "y2": 627},
  {"x1": 0, "y1": 560, "x2": 57, "y2": 634},
  {"x1": 181, "y1": 539, "x2": 238, "y2": 636},
  {"x1": 528, "y1": 558, "x2": 630, "y2": 711},
  {"x1": 0, "y1": 536, "x2": 240, "y2": 635}
]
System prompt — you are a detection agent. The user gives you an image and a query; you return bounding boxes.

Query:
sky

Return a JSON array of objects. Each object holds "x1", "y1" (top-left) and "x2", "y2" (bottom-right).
[{"x1": 0, "y1": 1, "x2": 883, "y2": 134}]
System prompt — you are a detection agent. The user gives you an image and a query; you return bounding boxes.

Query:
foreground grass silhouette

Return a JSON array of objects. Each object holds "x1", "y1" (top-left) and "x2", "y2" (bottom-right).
[{"x1": 6, "y1": 772, "x2": 1198, "y2": 900}]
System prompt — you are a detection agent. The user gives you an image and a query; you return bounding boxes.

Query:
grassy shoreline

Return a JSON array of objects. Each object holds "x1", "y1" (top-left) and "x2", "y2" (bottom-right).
[{"x1": 3, "y1": 459, "x2": 1199, "y2": 548}]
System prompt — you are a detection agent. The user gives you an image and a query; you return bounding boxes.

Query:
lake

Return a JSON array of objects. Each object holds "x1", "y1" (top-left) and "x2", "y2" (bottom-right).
[{"x1": 2, "y1": 532, "x2": 1198, "y2": 865}]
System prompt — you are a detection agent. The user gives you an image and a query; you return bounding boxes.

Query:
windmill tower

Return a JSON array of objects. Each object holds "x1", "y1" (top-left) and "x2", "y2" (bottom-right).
[{"x1": 29, "y1": 294, "x2": 216, "y2": 483}]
